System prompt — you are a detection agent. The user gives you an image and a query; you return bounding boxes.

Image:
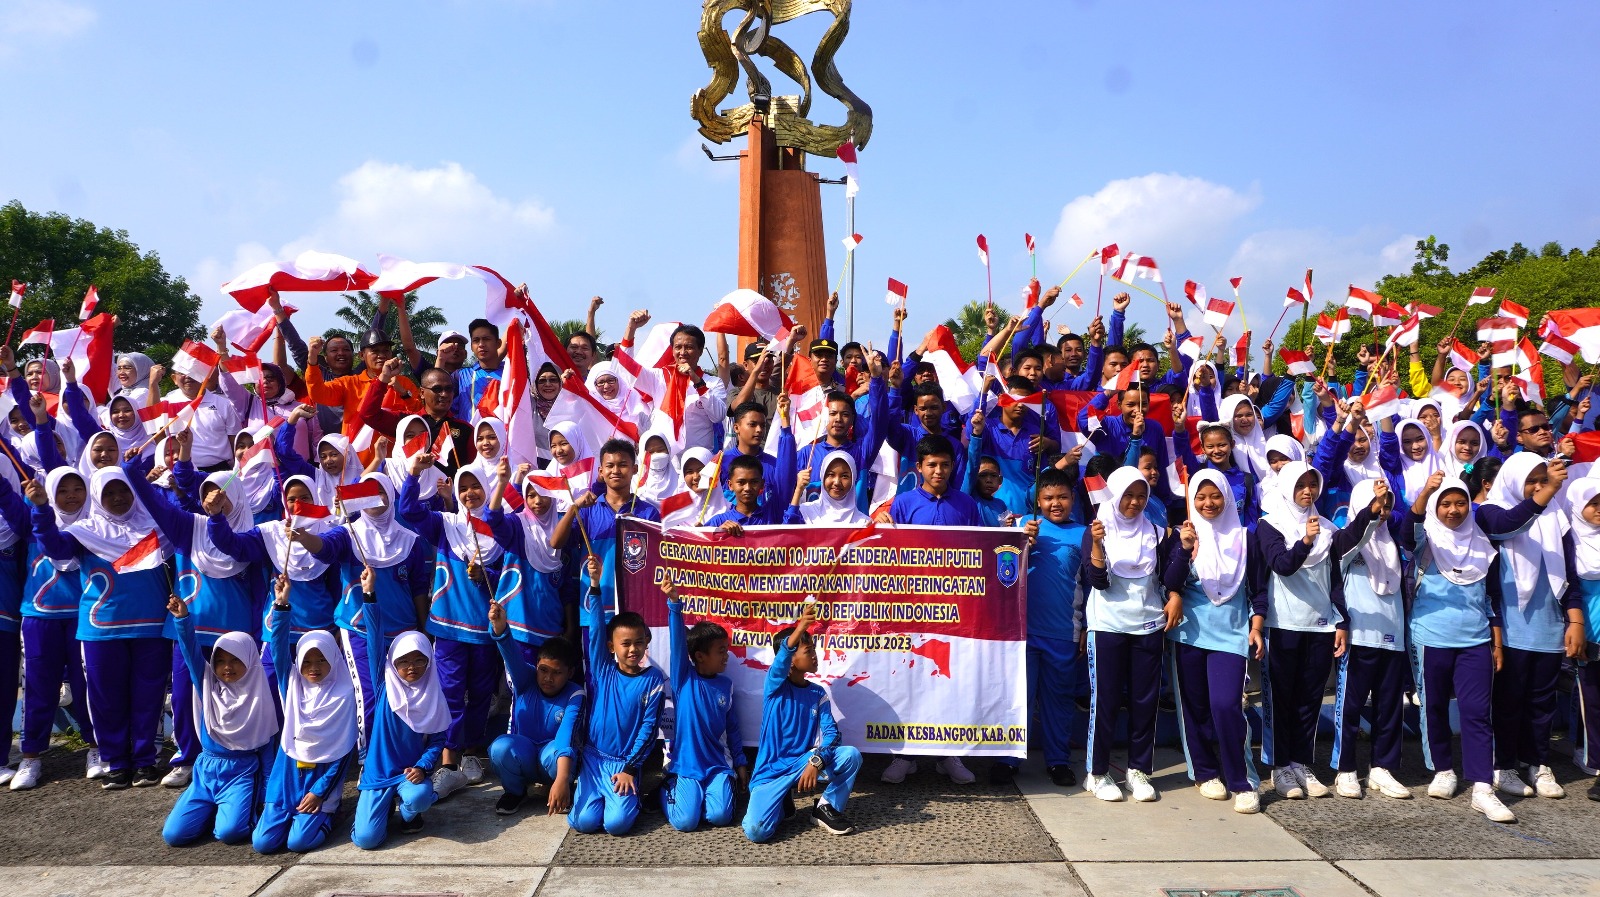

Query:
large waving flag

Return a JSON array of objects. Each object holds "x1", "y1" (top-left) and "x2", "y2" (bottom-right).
[
  {"x1": 702, "y1": 289, "x2": 794, "y2": 341},
  {"x1": 222, "y1": 251, "x2": 377, "y2": 312},
  {"x1": 920, "y1": 325, "x2": 985, "y2": 415},
  {"x1": 1542, "y1": 308, "x2": 1600, "y2": 364}
]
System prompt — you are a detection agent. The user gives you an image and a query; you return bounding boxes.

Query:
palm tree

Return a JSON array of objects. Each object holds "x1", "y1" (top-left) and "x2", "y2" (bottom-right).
[
  {"x1": 942, "y1": 301, "x2": 1012, "y2": 361},
  {"x1": 550, "y1": 319, "x2": 601, "y2": 346},
  {"x1": 322, "y1": 291, "x2": 447, "y2": 372}
]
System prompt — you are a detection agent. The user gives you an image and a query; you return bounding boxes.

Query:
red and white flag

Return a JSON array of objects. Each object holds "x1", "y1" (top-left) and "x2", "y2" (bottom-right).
[
  {"x1": 526, "y1": 474, "x2": 573, "y2": 503},
  {"x1": 7, "y1": 280, "x2": 23, "y2": 310},
  {"x1": 659, "y1": 489, "x2": 698, "y2": 527},
  {"x1": 1183, "y1": 280, "x2": 1207, "y2": 307},
  {"x1": 46, "y1": 312, "x2": 116, "y2": 403},
  {"x1": 1541, "y1": 308, "x2": 1600, "y2": 363},
  {"x1": 1229, "y1": 276, "x2": 1243, "y2": 298},
  {"x1": 1406, "y1": 302, "x2": 1442, "y2": 320},
  {"x1": 921, "y1": 325, "x2": 984, "y2": 415},
  {"x1": 336, "y1": 479, "x2": 385, "y2": 514},
  {"x1": 1232, "y1": 334, "x2": 1250, "y2": 369},
  {"x1": 841, "y1": 233, "x2": 863, "y2": 251},
  {"x1": 1024, "y1": 233, "x2": 1036, "y2": 254},
  {"x1": 1499, "y1": 299, "x2": 1530, "y2": 329},
  {"x1": 1449, "y1": 338, "x2": 1480, "y2": 374},
  {"x1": 1068, "y1": 292, "x2": 1084, "y2": 309},
  {"x1": 1203, "y1": 297, "x2": 1235, "y2": 329},
  {"x1": 479, "y1": 319, "x2": 541, "y2": 470},
  {"x1": 400, "y1": 429, "x2": 430, "y2": 460},
  {"x1": 1346, "y1": 285, "x2": 1382, "y2": 319},
  {"x1": 431, "y1": 422, "x2": 455, "y2": 461},
  {"x1": 18, "y1": 319, "x2": 52, "y2": 346},
  {"x1": 1084, "y1": 474, "x2": 1114, "y2": 505},
  {"x1": 78, "y1": 286, "x2": 99, "y2": 321},
  {"x1": 166, "y1": 393, "x2": 205, "y2": 433},
  {"x1": 287, "y1": 500, "x2": 332, "y2": 528},
  {"x1": 841, "y1": 520, "x2": 886, "y2": 550},
  {"x1": 1370, "y1": 303, "x2": 1405, "y2": 327},
  {"x1": 1178, "y1": 335, "x2": 1204, "y2": 361},
  {"x1": 1468, "y1": 286, "x2": 1497, "y2": 306},
  {"x1": 1303, "y1": 269, "x2": 1314, "y2": 303},
  {"x1": 703, "y1": 289, "x2": 795, "y2": 342},
  {"x1": 222, "y1": 250, "x2": 377, "y2": 313},
  {"x1": 240, "y1": 433, "x2": 275, "y2": 471},
  {"x1": 1099, "y1": 244, "x2": 1121, "y2": 275},
  {"x1": 214, "y1": 303, "x2": 294, "y2": 356},
  {"x1": 1110, "y1": 253, "x2": 1162, "y2": 284},
  {"x1": 975, "y1": 234, "x2": 990, "y2": 267},
  {"x1": 1540, "y1": 332, "x2": 1581, "y2": 365},
  {"x1": 112, "y1": 530, "x2": 165, "y2": 573},
  {"x1": 1478, "y1": 317, "x2": 1520, "y2": 366},
  {"x1": 1363, "y1": 383, "x2": 1402, "y2": 421},
  {"x1": 1279, "y1": 348, "x2": 1316, "y2": 376},
  {"x1": 996, "y1": 390, "x2": 1044, "y2": 414},
  {"x1": 885, "y1": 277, "x2": 909, "y2": 307},
  {"x1": 171, "y1": 340, "x2": 221, "y2": 382},
  {"x1": 1513, "y1": 338, "x2": 1545, "y2": 404},
  {"x1": 836, "y1": 140, "x2": 859, "y2": 196},
  {"x1": 1386, "y1": 314, "x2": 1422, "y2": 349},
  {"x1": 1284, "y1": 287, "x2": 1307, "y2": 307},
  {"x1": 1101, "y1": 363, "x2": 1139, "y2": 393},
  {"x1": 222, "y1": 353, "x2": 263, "y2": 386},
  {"x1": 1314, "y1": 309, "x2": 1352, "y2": 345}
]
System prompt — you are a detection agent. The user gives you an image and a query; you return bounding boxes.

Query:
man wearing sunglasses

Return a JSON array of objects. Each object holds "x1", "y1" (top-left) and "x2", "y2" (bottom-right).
[{"x1": 359, "y1": 358, "x2": 476, "y2": 480}]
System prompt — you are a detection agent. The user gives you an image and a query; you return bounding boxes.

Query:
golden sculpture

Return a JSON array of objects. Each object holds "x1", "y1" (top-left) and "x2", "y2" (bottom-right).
[{"x1": 691, "y1": 0, "x2": 873, "y2": 159}]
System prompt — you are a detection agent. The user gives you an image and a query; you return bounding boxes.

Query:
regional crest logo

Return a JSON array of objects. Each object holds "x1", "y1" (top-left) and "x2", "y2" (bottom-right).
[
  {"x1": 622, "y1": 531, "x2": 647, "y2": 574},
  {"x1": 994, "y1": 544, "x2": 1022, "y2": 587}
]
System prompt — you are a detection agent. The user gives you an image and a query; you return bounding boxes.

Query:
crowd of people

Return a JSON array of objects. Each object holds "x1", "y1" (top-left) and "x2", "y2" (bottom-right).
[{"x1": 0, "y1": 273, "x2": 1595, "y2": 854}]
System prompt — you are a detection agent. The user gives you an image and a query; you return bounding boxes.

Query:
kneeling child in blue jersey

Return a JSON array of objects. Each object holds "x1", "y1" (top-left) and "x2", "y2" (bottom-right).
[
  {"x1": 486, "y1": 600, "x2": 583, "y2": 816},
  {"x1": 660, "y1": 584, "x2": 747, "y2": 830}
]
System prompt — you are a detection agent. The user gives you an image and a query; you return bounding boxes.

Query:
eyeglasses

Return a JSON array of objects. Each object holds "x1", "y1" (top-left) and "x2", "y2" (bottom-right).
[
  {"x1": 393, "y1": 656, "x2": 430, "y2": 671},
  {"x1": 421, "y1": 384, "x2": 456, "y2": 395},
  {"x1": 536, "y1": 377, "x2": 561, "y2": 386},
  {"x1": 1523, "y1": 423, "x2": 1552, "y2": 434}
]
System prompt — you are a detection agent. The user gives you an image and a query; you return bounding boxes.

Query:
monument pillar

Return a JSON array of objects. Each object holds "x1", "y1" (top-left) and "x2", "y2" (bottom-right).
[{"x1": 737, "y1": 112, "x2": 829, "y2": 343}]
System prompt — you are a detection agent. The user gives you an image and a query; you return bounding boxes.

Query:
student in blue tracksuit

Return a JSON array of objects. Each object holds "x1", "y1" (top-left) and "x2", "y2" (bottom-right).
[
  {"x1": 659, "y1": 584, "x2": 747, "y2": 830},
  {"x1": 293, "y1": 473, "x2": 432, "y2": 746},
  {"x1": 1329, "y1": 478, "x2": 1412, "y2": 801},
  {"x1": 706, "y1": 454, "x2": 789, "y2": 530},
  {"x1": 162, "y1": 599, "x2": 277, "y2": 846},
  {"x1": 1566, "y1": 480, "x2": 1600, "y2": 801},
  {"x1": 398, "y1": 459, "x2": 505, "y2": 797},
  {"x1": 1163, "y1": 469, "x2": 1264, "y2": 815},
  {"x1": 1174, "y1": 423, "x2": 1260, "y2": 525},
  {"x1": 1080, "y1": 466, "x2": 1170, "y2": 804},
  {"x1": 992, "y1": 467, "x2": 1084, "y2": 786},
  {"x1": 485, "y1": 601, "x2": 582, "y2": 816},
  {"x1": 1403, "y1": 469, "x2": 1554, "y2": 823},
  {"x1": 784, "y1": 450, "x2": 869, "y2": 528},
  {"x1": 549, "y1": 438, "x2": 662, "y2": 612},
  {"x1": 742, "y1": 602, "x2": 862, "y2": 841},
  {"x1": 28, "y1": 466, "x2": 173, "y2": 790},
  {"x1": 351, "y1": 569, "x2": 449, "y2": 848},
  {"x1": 485, "y1": 461, "x2": 574, "y2": 657},
  {"x1": 1484, "y1": 452, "x2": 1583, "y2": 801},
  {"x1": 569, "y1": 554, "x2": 666, "y2": 835},
  {"x1": 889, "y1": 434, "x2": 985, "y2": 527},
  {"x1": 253, "y1": 588, "x2": 357, "y2": 854}
]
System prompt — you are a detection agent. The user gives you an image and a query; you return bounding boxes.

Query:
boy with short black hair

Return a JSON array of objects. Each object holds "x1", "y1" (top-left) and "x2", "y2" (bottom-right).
[
  {"x1": 659, "y1": 584, "x2": 747, "y2": 830},
  {"x1": 485, "y1": 605, "x2": 584, "y2": 817},
  {"x1": 889, "y1": 434, "x2": 983, "y2": 526},
  {"x1": 551, "y1": 439, "x2": 662, "y2": 607},
  {"x1": 742, "y1": 602, "x2": 862, "y2": 841}
]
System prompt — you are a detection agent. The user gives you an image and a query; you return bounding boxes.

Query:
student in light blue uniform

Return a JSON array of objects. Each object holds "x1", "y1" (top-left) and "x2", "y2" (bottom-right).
[
  {"x1": 549, "y1": 439, "x2": 662, "y2": 613},
  {"x1": 1163, "y1": 469, "x2": 1264, "y2": 814},
  {"x1": 253, "y1": 597, "x2": 357, "y2": 854},
  {"x1": 1329, "y1": 478, "x2": 1412, "y2": 801},
  {"x1": 659, "y1": 584, "x2": 747, "y2": 830},
  {"x1": 569, "y1": 555, "x2": 666, "y2": 835},
  {"x1": 485, "y1": 602, "x2": 582, "y2": 816},
  {"x1": 1484, "y1": 452, "x2": 1583, "y2": 800},
  {"x1": 162, "y1": 601, "x2": 277, "y2": 846},
  {"x1": 351, "y1": 575, "x2": 449, "y2": 849},
  {"x1": 1080, "y1": 466, "x2": 1170, "y2": 804},
  {"x1": 742, "y1": 602, "x2": 862, "y2": 841},
  {"x1": 486, "y1": 465, "x2": 574, "y2": 658},
  {"x1": 29, "y1": 466, "x2": 173, "y2": 789},
  {"x1": 1565, "y1": 480, "x2": 1600, "y2": 801}
]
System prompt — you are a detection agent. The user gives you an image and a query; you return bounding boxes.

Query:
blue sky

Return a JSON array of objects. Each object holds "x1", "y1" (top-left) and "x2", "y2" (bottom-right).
[{"x1": 3, "y1": 0, "x2": 1598, "y2": 350}]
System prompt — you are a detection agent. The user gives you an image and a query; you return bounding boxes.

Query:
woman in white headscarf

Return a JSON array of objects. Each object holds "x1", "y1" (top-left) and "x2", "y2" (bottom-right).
[
  {"x1": 254, "y1": 591, "x2": 357, "y2": 855},
  {"x1": 1438, "y1": 420, "x2": 1486, "y2": 480},
  {"x1": 1402, "y1": 466, "x2": 1560, "y2": 823},
  {"x1": 585, "y1": 360, "x2": 649, "y2": 435},
  {"x1": 786, "y1": 449, "x2": 867, "y2": 527},
  {"x1": 543, "y1": 420, "x2": 594, "y2": 491},
  {"x1": 1163, "y1": 468, "x2": 1261, "y2": 814},
  {"x1": 162, "y1": 597, "x2": 276, "y2": 846},
  {"x1": 1081, "y1": 467, "x2": 1167, "y2": 804},
  {"x1": 384, "y1": 414, "x2": 442, "y2": 504},
  {"x1": 483, "y1": 458, "x2": 571, "y2": 650},
  {"x1": 1483, "y1": 453, "x2": 1578, "y2": 800},
  {"x1": 632, "y1": 427, "x2": 681, "y2": 508},
  {"x1": 1381, "y1": 416, "x2": 1439, "y2": 508},
  {"x1": 463, "y1": 418, "x2": 509, "y2": 500},
  {"x1": 110, "y1": 353, "x2": 153, "y2": 407},
  {"x1": 1219, "y1": 394, "x2": 1270, "y2": 481},
  {"x1": 1565, "y1": 480, "x2": 1600, "y2": 792},
  {"x1": 679, "y1": 446, "x2": 727, "y2": 525},
  {"x1": 26, "y1": 465, "x2": 173, "y2": 788}
]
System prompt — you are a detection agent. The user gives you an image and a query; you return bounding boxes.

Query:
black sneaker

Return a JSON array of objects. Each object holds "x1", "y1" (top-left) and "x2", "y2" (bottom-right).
[
  {"x1": 131, "y1": 766, "x2": 161, "y2": 788},
  {"x1": 101, "y1": 769, "x2": 132, "y2": 791},
  {"x1": 989, "y1": 762, "x2": 1017, "y2": 785},
  {"x1": 781, "y1": 791, "x2": 796, "y2": 821},
  {"x1": 1048, "y1": 764, "x2": 1077, "y2": 787},
  {"x1": 812, "y1": 798, "x2": 854, "y2": 835},
  {"x1": 1588, "y1": 780, "x2": 1600, "y2": 802},
  {"x1": 398, "y1": 812, "x2": 426, "y2": 834},
  {"x1": 495, "y1": 793, "x2": 526, "y2": 816}
]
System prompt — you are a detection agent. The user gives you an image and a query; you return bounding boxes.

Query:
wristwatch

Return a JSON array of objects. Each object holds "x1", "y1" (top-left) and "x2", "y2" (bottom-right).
[{"x1": 807, "y1": 755, "x2": 824, "y2": 769}]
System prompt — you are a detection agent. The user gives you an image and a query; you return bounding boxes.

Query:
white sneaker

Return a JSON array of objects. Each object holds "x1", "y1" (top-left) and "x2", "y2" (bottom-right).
[
  {"x1": 1334, "y1": 771, "x2": 1363, "y2": 799},
  {"x1": 1126, "y1": 769, "x2": 1157, "y2": 802},
  {"x1": 1471, "y1": 785, "x2": 1516, "y2": 822},
  {"x1": 1297, "y1": 764, "x2": 1330, "y2": 798},
  {"x1": 1494, "y1": 768, "x2": 1533, "y2": 797},
  {"x1": 1085, "y1": 773, "x2": 1124, "y2": 802},
  {"x1": 1273, "y1": 767, "x2": 1305, "y2": 800},
  {"x1": 1532, "y1": 765, "x2": 1565, "y2": 799},
  {"x1": 161, "y1": 765, "x2": 191, "y2": 789},
  {"x1": 84, "y1": 748, "x2": 106, "y2": 780},
  {"x1": 1428, "y1": 770, "x2": 1459, "y2": 799},
  {"x1": 0, "y1": 766, "x2": 15, "y2": 786},
  {"x1": 460, "y1": 754, "x2": 485, "y2": 785},
  {"x1": 880, "y1": 757, "x2": 917, "y2": 784},
  {"x1": 58, "y1": 683, "x2": 71, "y2": 708},
  {"x1": 935, "y1": 757, "x2": 975, "y2": 785},
  {"x1": 432, "y1": 766, "x2": 468, "y2": 800},
  {"x1": 1233, "y1": 789, "x2": 1260, "y2": 814},
  {"x1": 1197, "y1": 778, "x2": 1229, "y2": 801},
  {"x1": 1367, "y1": 767, "x2": 1411, "y2": 799},
  {"x1": 9, "y1": 758, "x2": 41, "y2": 791}
]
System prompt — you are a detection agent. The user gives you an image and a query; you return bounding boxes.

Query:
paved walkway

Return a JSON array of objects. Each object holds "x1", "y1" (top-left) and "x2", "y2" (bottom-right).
[{"x1": 7, "y1": 749, "x2": 1600, "y2": 896}]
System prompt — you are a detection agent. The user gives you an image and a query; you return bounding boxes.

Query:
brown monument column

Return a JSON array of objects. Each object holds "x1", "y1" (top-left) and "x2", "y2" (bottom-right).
[{"x1": 737, "y1": 113, "x2": 829, "y2": 342}]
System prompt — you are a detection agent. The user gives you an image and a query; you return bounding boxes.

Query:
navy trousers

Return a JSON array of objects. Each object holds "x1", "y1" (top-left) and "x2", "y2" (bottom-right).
[
  {"x1": 1087, "y1": 630, "x2": 1162, "y2": 776},
  {"x1": 1331, "y1": 645, "x2": 1407, "y2": 772}
]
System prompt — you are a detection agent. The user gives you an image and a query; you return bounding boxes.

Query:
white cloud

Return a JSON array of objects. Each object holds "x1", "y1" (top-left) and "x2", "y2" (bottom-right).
[
  {"x1": 1222, "y1": 229, "x2": 1420, "y2": 329},
  {"x1": 0, "y1": 0, "x2": 94, "y2": 59},
  {"x1": 1045, "y1": 173, "x2": 1260, "y2": 268}
]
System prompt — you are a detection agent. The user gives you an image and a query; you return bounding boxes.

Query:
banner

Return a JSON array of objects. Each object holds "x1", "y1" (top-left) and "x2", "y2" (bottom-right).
[{"x1": 614, "y1": 518, "x2": 1028, "y2": 756}]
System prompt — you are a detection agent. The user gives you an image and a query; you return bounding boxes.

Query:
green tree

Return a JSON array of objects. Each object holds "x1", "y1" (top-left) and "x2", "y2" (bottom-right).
[
  {"x1": 321, "y1": 290, "x2": 446, "y2": 373},
  {"x1": 942, "y1": 301, "x2": 1012, "y2": 362},
  {"x1": 549, "y1": 319, "x2": 600, "y2": 347},
  {"x1": 0, "y1": 200, "x2": 202, "y2": 365}
]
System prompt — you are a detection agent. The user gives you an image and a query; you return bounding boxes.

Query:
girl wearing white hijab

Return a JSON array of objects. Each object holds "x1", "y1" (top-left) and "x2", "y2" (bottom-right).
[
  {"x1": 17, "y1": 414, "x2": 81, "y2": 480},
  {"x1": 275, "y1": 429, "x2": 362, "y2": 513},
  {"x1": 1403, "y1": 468, "x2": 1560, "y2": 823},
  {"x1": 786, "y1": 450, "x2": 868, "y2": 527},
  {"x1": 1162, "y1": 469, "x2": 1262, "y2": 814},
  {"x1": 351, "y1": 570, "x2": 449, "y2": 849},
  {"x1": 633, "y1": 428, "x2": 681, "y2": 507},
  {"x1": 1439, "y1": 420, "x2": 1486, "y2": 479},
  {"x1": 681, "y1": 447, "x2": 728, "y2": 525},
  {"x1": 1329, "y1": 478, "x2": 1412, "y2": 801},
  {"x1": 205, "y1": 475, "x2": 339, "y2": 651},
  {"x1": 162, "y1": 599, "x2": 276, "y2": 846},
  {"x1": 254, "y1": 589, "x2": 356, "y2": 855},
  {"x1": 397, "y1": 457, "x2": 506, "y2": 794},
  {"x1": 1251, "y1": 461, "x2": 1375, "y2": 803},
  {"x1": 127, "y1": 455, "x2": 262, "y2": 788},
  {"x1": 1219, "y1": 394, "x2": 1271, "y2": 482},
  {"x1": 543, "y1": 420, "x2": 594, "y2": 493},
  {"x1": 232, "y1": 428, "x2": 282, "y2": 523},
  {"x1": 28, "y1": 465, "x2": 172, "y2": 789},
  {"x1": 1380, "y1": 416, "x2": 1439, "y2": 507},
  {"x1": 463, "y1": 418, "x2": 509, "y2": 499},
  {"x1": 1564, "y1": 480, "x2": 1600, "y2": 797},
  {"x1": 484, "y1": 458, "x2": 571, "y2": 659},
  {"x1": 102, "y1": 395, "x2": 154, "y2": 461},
  {"x1": 1081, "y1": 467, "x2": 1167, "y2": 804},
  {"x1": 289, "y1": 473, "x2": 430, "y2": 742},
  {"x1": 385, "y1": 414, "x2": 443, "y2": 505},
  {"x1": 1484, "y1": 453, "x2": 1580, "y2": 800}
]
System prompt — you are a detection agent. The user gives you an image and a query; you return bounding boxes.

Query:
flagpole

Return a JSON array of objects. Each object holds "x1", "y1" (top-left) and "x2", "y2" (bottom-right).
[
  {"x1": 3, "y1": 308, "x2": 19, "y2": 347},
  {"x1": 1056, "y1": 251, "x2": 1095, "y2": 292},
  {"x1": 1299, "y1": 302, "x2": 1312, "y2": 353},
  {"x1": 845, "y1": 191, "x2": 856, "y2": 343},
  {"x1": 1119, "y1": 281, "x2": 1168, "y2": 306},
  {"x1": 1265, "y1": 305, "x2": 1291, "y2": 345},
  {"x1": 984, "y1": 257, "x2": 994, "y2": 313},
  {"x1": 1094, "y1": 271, "x2": 1104, "y2": 318},
  {"x1": 565, "y1": 475, "x2": 597, "y2": 555}
]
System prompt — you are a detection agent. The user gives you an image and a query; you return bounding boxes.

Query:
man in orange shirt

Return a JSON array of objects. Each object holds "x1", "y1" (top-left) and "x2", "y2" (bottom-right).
[{"x1": 303, "y1": 330, "x2": 423, "y2": 462}]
